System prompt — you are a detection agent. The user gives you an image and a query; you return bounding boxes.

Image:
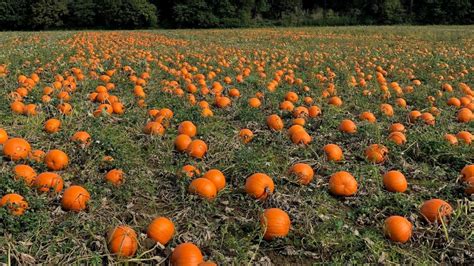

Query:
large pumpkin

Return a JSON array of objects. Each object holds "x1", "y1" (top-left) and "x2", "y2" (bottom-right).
[
  {"x1": 260, "y1": 208, "x2": 291, "y2": 240},
  {"x1": 107, "y1": 225, "x2": 138, "y2": 257}
]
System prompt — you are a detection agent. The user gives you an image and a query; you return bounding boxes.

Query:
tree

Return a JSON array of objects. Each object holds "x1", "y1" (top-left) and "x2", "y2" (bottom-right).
[
  {"x1": 31, "y1": 0, "x2": 69, "y2": 29},
  {"x1": 67, "y1": 0, "x2": 97, "y2": 28},
  {"x1": 0, "y1": 0, "x2": 30, "y2": 29}
]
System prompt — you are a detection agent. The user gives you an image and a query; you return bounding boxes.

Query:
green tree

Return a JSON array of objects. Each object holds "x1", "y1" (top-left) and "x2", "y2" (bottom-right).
[
  {"x1": 380, "y1": 0, "x2": 405, "y2": 24},
  {"x1": 0, "y1": 0, "x2": 30, "y2": 29},
  {"x1": 31, "y1": 0, "x2": 69, "y2": 29},
  {"x1": 67, "y1": 0, "x2": 97, "y2": 28}
]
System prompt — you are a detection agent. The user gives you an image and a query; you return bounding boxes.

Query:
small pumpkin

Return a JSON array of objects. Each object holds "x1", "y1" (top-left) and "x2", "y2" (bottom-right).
[
  {"x1": 339, "y1": 119, "x2": 357, "y2": 134},
  {"x1": 105, "y1": 169, "x2": 124, "y2": 186},
  {"x1": 3, "y1": 138, "x2": 31, "y2": 161},
  {"x1": 202, "y1": 169, "x2": 226, "y2": 191},
  {"x1": 13, "y1": 164, "x2": 36, "y2": 185},
  {"x1": 44, "y1": 149, "x2": 69, "y2": 171},
  {"x1": 266, "y1": 114, "x2": 284, "y2": 131},
  {"x1": 383, "y1": 170, "x2": 407, "y2": 193},
  {"x1": 289, "y1": 163, "x2": 314, "y2": 185},
  {"x1": 188, "y1": 178, "x2": 217, "y2": 200},
  {"x1": 364, "y1": 144, "x2": 388, "y2": 163},
  {"x1": 389, "y1": 123, "x2": 405, "y2": 133},
  {"x1": 179, "y1": 165, "x2": 200, "y2": 178},
  {"x1": 384, "y1": 216, "x2": 412, "y2": 243},
  {"x1": 329, "y1": 171, "x2": 358, "y2": 196},
  {"x1": 0, "y1": 128, "x2": 8, "y2": 144},
  {"x1": 323, "y1": 144, "x2": 343, "y2": 162},
  {"x1": 186, "y1": 139, "x2": 208, "y2": 159},
  {"x1": 171, "y1": 243, "x2": 204, "y2": 266},
  {"x1": 107, "y1": 225, "x2": 138, "y2": 257},
  {"x1": 61, "y1": 185, "x2": 90, "y2": 212},
  {"x1": 0, "y1": 193, "x2": 28, "y2": 216},
  {"x1": 420, "y1": 199, "x2": 453, "y2": 223},
  {"x1": 359, "y1": 112, "x2": 376, "y2": 123},
  {"x1": 388, "y1": 132, "x2": 407, "y2": 145},
  {"x1": 34, "y1": 172, "x2": 64, "y2": 193},
  {"x1": 71, "y1": 131, "x2": 92, "y2": 146},
  {"x1": 260, "y1": 208, "x2": 291, "y2": 240},
  {"x1": 290, "y1": 130, "x2": 312, "y2": 145},
  {"x1": 245, "y1": 173, "x2": 274, "y2": 200},
  {"x1": 143, "y1": 121, "x2": 165, "y2": 135},
  {"x1": 178, "y1": 121, "x2": 197, "y2": 137},
  {"x1": 147, "y1": 217, "x2": 175, "y2": 245},
  {"x1": 460, "y1": 164, "x2": 474, "y2": 181},
  {"x1": 239, "y1": 129, "x2": 254, "y2": 143},
  {"x1": 175, "y1": 134, "x2": 192, "y2": 152}
]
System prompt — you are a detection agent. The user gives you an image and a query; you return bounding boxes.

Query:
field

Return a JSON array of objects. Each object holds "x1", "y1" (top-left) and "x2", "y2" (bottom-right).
[{"x1": 0, "y1": 26, "x2": 473, "y2": 264}]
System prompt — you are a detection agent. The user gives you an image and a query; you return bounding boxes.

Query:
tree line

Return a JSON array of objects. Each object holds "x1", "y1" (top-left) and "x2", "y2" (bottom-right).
[{"x1": 0, "y1": 0, "x2": 472, "y2": 30}]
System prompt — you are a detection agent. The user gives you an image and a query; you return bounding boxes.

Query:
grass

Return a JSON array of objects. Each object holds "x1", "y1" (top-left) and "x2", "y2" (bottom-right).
[{"x1": 0, "y1": 26, "x2": 473, "y2": 264}]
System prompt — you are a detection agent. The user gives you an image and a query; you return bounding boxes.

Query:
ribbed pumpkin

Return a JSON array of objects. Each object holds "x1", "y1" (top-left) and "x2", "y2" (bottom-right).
[
  {"x1": 329, "y1": 171, "x2": 358, "y2": 196},
  {"x1": 339, "y1": 119, "x2": 357, "y2": 133},
  {"x1": 289, "y1": 163, "x2": 314, "y2": 185},
  {"x1": 13, "y1": 164, "x2": 37, "y2": 185},
  {"x1": 266, "y1": 114, "x2": 284, "y2": 131},
  {"x1": 420, "y1": 199, "x2": 453, "y2": 223},
  {"x1": 239, "y1": 129, "x2": 254, "y2": 143},
  {"x1": 260, "y1": 208, "x2": 291, "y2": 240},
  {"x1": 3, "y1": 138, "x2": 31, "y2": 161},
  {"x1": 323, "y1": 144, "x2": 343, "y2": 162},
  {"x1": 364, "y1": 144, "x2": 388, "y2": 163},
  {"x1": 384, "y1": 216, "x2": 412, "y2": 243},
  {"x1": 61, "y1": 185, "x2": 90, "y2": 212},
  {"x1": 202, "y1": 169, "x2": 226, "y2": 191},
  {"x1": 245, "y1": 173, "x2": 274, "y2": 200},
  {"x1": 171, "y1": 243, "x2": 204, "y2": 266},
  {"x1": 105, "y1": 169, "x2": 124, "y2": 186},
  {"x1": 0, "y1": 193, "x2": 28, "y2": 216},
  {"x1": 147, "y1": 217, "x2": 175, "y2": 245},
  {"x1": 0, "y1": 128, "x2": 8, "y2": 144},
  {"x1": 388, "y1": 132, "x2": 407, "y2": 145},
  {"x1": 188, "y1": 178, "x2": 217, "y2": 200},
  {"x1": 383, "y1": 171, "x2": 407, "y2": 193},
  {"x1": 178, "y1": 121, "x2": 197, "y2": 137},
  {"x1": 175, "y1": 134, "x2": 192, "y2": 152},
  {"x1": 44, "y1": 118, "x2": 61, "y2": 133},
  {"x1": 460, "y1": 164, "x2": 474, "y2": 181},
  {"x1": 107, "y1": 225, "x2": 138, "y2": 257},
  {"x1": 186, "y1": 140, "x2": 208, "y2": 159}
]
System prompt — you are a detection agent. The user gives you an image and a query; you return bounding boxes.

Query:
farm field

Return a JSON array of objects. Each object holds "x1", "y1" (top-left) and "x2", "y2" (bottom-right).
[{"x1": 0, "y1": 26, "x2": 473, "y2": 264}]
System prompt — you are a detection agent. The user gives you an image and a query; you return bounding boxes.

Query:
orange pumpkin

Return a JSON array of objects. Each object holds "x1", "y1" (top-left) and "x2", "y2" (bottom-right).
[
  {"x1": 384, "y1": 216, "x2": 412, "y2": 243},
  {"x1": 178, "y1": 121, "x2": 197, "y2": 137},
  {"x1": 359, "y1": 111, "x2": 376, "y2": 123},
  {"x1": 3, "y1": 138, "x2": 31, "y2": 161},
  {"x1": 457, "y1": 108, "x2": 473, "y2": 123},
  {"x1": 389, "y1": 123, "x2": 405, "y2": 133},
  {"x1": 383, "y1": 171, "x2": 407, "y2": 193},
  {"x1": 444, "y1": 134, "x2": 458, "y2": 145},
  {"x1": 245, "y1": 173, "x2": 274, "y2": 200},
  {"x1": 388, "y1": 132, "x2": 407, "y2": 145},
  {"x1": 339, "y1": 119, "x2": 357, "y2": 134},
  {"x1": 13, "y1": 164, "x2": 36, "y2": 185},
  {"x1": 147, "y1": 217, "x2": 175, "y2": 245},
  {"x1": 186, "y1": 140, "x2": 208, "y2": 159},
  {"x1": 329, "y1": 171, "x2": 358, "y2": 196},
  {"x1": 105, "y1": 169, "x2": 124, "y2": 186},
  {"x1": 171, "y1": 243, "x2": 204, "y2": 266},
  {"x1": 143, "y1": 121, "x2": 165, "y2": 135},
  {"x1": 365, "y1": 144, "x2": 388, "y2": 163},
  {"x1": 456, "y1": 131, "x2": 472, "y2": 144},
  {"x1": 260, "y1": 208, "x2": 291, "y2": 240},
  {"x1": 107, "y1": 225, "x2": 138, "y2": 257},
  {"x1": 323, "y1": 144, "x2": 343, "y2": 162},
  {"x1": 202, "y1": 169, "x2": 226, "y2": 191},
  {"x1": 0, "y1": 193, "x2": 28, "y2": 216},
  {"x1": 460, "y1": 164, "x2": 474, "y2": 181},
  {"x1": 188, "y1": 178, "x2": 217, "y2": 200},
  {"x1": 0, "y1": 128, "x2": 8, "y2": 144},
  {"x1": 44, "y1": 149, "x2": 69, "y2": 171},
  {"x1": 239, "y1": 129, "x2": 254, "y2": 143},
  {"x1": 34, "y1": 172, "x2": 64, "y2": 193},
  {"x1": 44, "y1": 118, "x2": 61, "y2": 133},
  {"x1": 420, "y1": 199, "x2": 453, "y2": 223},
  {"x1": 175, "y1": 134, "x2": 192, "y2": 152},
  {"x1": 61, "y1": 185, "x2": 90, "y2": 212},
  {"x1": 248, "y1": 97, "x2": 261, "y2": 108},
  {"x1": 179, "y1": 165, "x2": 201, "y2": 178},
  {"x1": 71, "y1": 131, "x2": 91, "y2": 145},
  {"x1": 289, "y1": 163, "x2": 314, "y2": 185},
  {"x1": 266, "y1": 114, "x2": 284, "y2": 131},
  {"x1": 290, "y1": 130, "x2": 312, "y2": 145}
]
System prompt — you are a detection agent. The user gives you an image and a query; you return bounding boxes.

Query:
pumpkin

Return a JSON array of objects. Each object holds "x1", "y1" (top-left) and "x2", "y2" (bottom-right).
[
  {"x1": 260, "y1": 208, "x2": 291, "y2": 240},
  {"x1": 71, "y1": 131, "x2": 91, "y2": 145},
  {"x1": 13, "y1": 164, "x2": 36, "y2": 185},
  {"x1": 143, "y1": 121, "x2": 165, "y2": 135},
  {"x1": 248, "y1": 97, "x2": 261, "y2": 108},
  {"x1": 457, "y1": 108, "x2": 473, "y2": 123},
  {"x1": 175, "y1": 134, "x2": 192, "y2": 152},
  {"x1": 171, "y1": 243, "x2": 204, "y2": 266},
  {"x1": 266, "y1": 114, "x2": 284, "y2": 131},
  {"x1": 280, "y1": 101, "x2": 294, "y2": 111},
  {"x1": 339, "y1": 119, "x2": 357, "y2": 134},
  {"x1": 444, "y1": 134, "x2": 458, "y2": 145},
  {"x1": 384, "y1": 216, "x2": 412, "y2": 243},
  {"x1": 359, "y1": 112, "x2": 376, "y2": 123},
  {"x1": 383, "y1": 170, "x2": 407, "y2": 193},
  {"x1": 420, "y1": 112, "x2": 435, "y2": 125},
  {"x1": 389, "y1": 123, "x2": 405, "y2": 133},
  {"x1": 292, "y1": 118, "x2": 305, "y2": 126},
  {"x1": 388, "y1": 132, "x2": 406, "y2": 145},
  {"x1": 180, "y1": 165, "x2": 200, "y2": 178},
  {"x1": 29, "y1": 149, "x2": 45, "y2": 162},
  {"x1": 202, "y1": 169, "x2": 226, "y2": 191},
  {"x1": 0, "y1": 128, "x2": 9, "y2": 144},
  {"x1": 285, "y1": 91, "x2": 298, "y2": 103},
  {"x1": 44, "y1": 149, "x2": 69, "y2": 171},
  {"x1": 0, "y1": 193, "x2": 28, "y2": 216},
  {"x1": 289, "y1": 163, "x2": 314, "y2": 185},
  {"x1": 201, "y1": 108, "x2": 214, "y2": 117},
  {"x1": 34, "y1": 172, "x2": 64, "y2": 193},
  {"x1": 178, "y1": 121, "x2": 197, "y2": 137},
  {"x1": 188, "y1": 178, "x2": 217, "y2": 200},
  {"x1": 329, "y1": 171, "x2": 358, "y2": 196},
  {"x1": 408, "y1": 110, "x2": 422, "y2": 123},
  {"x1": 365, "y1": 144, "x2": 388, "y2": 163},
  {"x1": 186, "y1": 140, "x2": 208, "y2": 159},
  {"x1": 11, "y1": 101, "x2": 25, "y2": 114},
  {"x1": 199, "y1": 261, "x2": 217, "y2": 266},
  {"x1": 290, "y1": 130, "x2": 312, "y2": 145},
  {"x1": 107, "y1": 225, "x2": 138, "y2": 257},
  {"x1": 3, "y1": 138, "x2": 31, "y2": 161},
  {"x1": 380, "y1": 103, "x2": 394, "y2": 116},
  {"x1": 215, "y1": 96, "x2": 231, "y2": 108},
  {"x1": 456, "y1": 131, "x2": 472, "y2": 144},
  {"x1": 460, "y1": 164, "x2": 474, "y2": 181},
  {"x1": 23, "y1": 104, "x2": 37, "y2": 116},
  {"x1": 308, "y1": 105, "x2": 321, "y2": 117},
  {"x1": 323, "y1": 144, "x2": 343, "y2": 161},
  {"x1": 105, "y1": 169, "x2": 124, "y2": 186},
  {"x1": 245, "y1": 173, "x2": 274, "y2": 200},
  {"x1": 147, "y1": 217, "x2": 175, "y2": 245},
  {"x1": 61, "y1": 185, "x2": 90, "y2": 212},
  {"x1": 420, "y1": 199, "x2": 453, "y2": 223},
  {"x1": 43, "y1": 118, "x2": 61, "y2": 133},
  {"x1": 288, "y1": 125, "x2": 305, "y2": 137},
  {"x1": 292, "y1": 106, "x2": 309, "y2": 118},
  {"x1": 239, "y1": 129, "x2": 254, "y2": 143},
  {"x1": 328, "y1": 96, "x2": 343, "y2": 106},
  {"x1": 464, "y1": 176, "x2": 474, "y2": 195}
]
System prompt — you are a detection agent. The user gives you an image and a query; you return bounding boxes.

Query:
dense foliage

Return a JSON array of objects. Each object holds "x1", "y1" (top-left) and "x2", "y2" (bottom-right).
[{"x1": 0, "y1": 0, "x2": 472, "y2": 30}]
